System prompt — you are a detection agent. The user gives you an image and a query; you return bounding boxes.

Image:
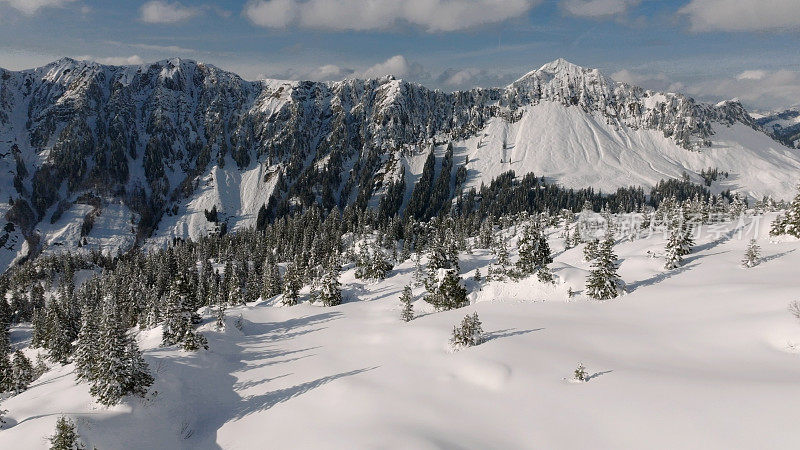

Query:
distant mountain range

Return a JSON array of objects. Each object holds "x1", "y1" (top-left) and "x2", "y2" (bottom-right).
[{"x1": 1, "y1": 57, "x2": 798, "y2": 270}]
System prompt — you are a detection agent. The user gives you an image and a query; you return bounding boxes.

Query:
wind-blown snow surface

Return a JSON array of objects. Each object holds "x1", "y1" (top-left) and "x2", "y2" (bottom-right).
[{"x1": 3, "y1": 214, "x2": 800, "y2": 449}]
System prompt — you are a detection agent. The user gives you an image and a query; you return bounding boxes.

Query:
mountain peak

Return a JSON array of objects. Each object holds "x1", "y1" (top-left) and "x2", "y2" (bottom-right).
[{"x1": 538, "y1": 58, "x2": 585, "y2": 73}]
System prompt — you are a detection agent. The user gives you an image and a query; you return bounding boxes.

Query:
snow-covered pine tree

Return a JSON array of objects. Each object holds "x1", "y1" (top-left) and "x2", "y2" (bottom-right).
[
  {"x1": 90, "y1": 295, "x2": 131, "y2": 406},
  {"x1": 516, "y1": 223, "x2": 554, "y2": 280},
  {"x1": 11, "y1": 349, "x2": 34, "y2": 393},
  {"x1": 161, "y1": 275, "x2": 191, "y2": 347},
  {"x1": 742, "y1": 239, "x2": 761, "y2": 268},
  {"x1": 427, "y1": 269, "x2": 468, "y2": 311},
  {"x1": 227, "y1": 263, "x2": 244, "y2": 305},
  {"x1": 493, "y1": 238, "x2": 510, "y2": 276},
  {"x1": 585, "y1": 231, "x2": 622, "y2": 300},
  {"x1": 770, "y1": 183, "x2": 800, "y2": 238},
  {"x1": 181, "y1": 317, "x2": 209, "y2": 351},
  {"x1": 215, "y1": 299, "x2": 226, "y2": 331},
  {"x1": 124, "y1": 340, "x2": 154, "y2": 397},
  {"x1": 573, "y1": 363, "x2": 588, "y2": 382},
  {"x1": 319, "y1": 261, "x2": 342, "y2": 307},
  {"x1": 450, "y1": 312, "x2": 483, "y2": 348},
  {"x1": 48, "y1": 416, "x2": 84, "y2": 450},
  {"x1": 0, "y1": 334, "x2": 11, "y2": 393},
  {"x1": 664, "y1": 206, "x2": 694, "y2": 270},
  {"x1": 74, "y1": 304, "x2": 98, "y2": 382},
  {"x1": 399, "y1": 285, "x2": 414, "y2": 322},
  {"x1": 281, "y1": 263, "x2": 301, "y2": 306},
  {"x1": 583, "y1": 238, "x2": 599, "y2": 262},
  {"x1": 260, "y1": 254, "x2": 282, "y2": 299},
  {"x1": 369, "y1": 240, "x2": 393, "y2": 280},
  {"x1": 563, "y1": 221, "x2": 574, "y2": 249},
  {"x1": 412, "y1": 254, "x2": 426, "y2": 287}
]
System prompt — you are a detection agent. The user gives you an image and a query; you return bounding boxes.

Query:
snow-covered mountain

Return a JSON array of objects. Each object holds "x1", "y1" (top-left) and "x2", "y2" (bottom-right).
[
  {"x1": 1, "y1": 57, "x2": 798, "y2": 270},
  {"x1": 755, "y1": 107, "x2": 800, "y2": 149}
]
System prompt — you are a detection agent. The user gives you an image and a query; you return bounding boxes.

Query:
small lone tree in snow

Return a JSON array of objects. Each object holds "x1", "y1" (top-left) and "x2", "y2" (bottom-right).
[
  {"x1": 573, "y1": 363, "x2": 588, "y2": 382},
  {"x1": 48, "y1": 416, "x2": 84, "y2": 450},
  {"x1": 399, "y1": 286, "x2": 414, "y2": 322},
  {"x1": 789, "y1": 300, "x2": 800, "y2": 321},
  {"x1": 585, "y1": 231, "x2": 622, "y2": 300},
  {"x1": 450, "y1": 312, "x2": 483, "y2": 348},
  {"x1": 741, "y1": 239, "x2": 761, "y2": 268},
  {"x1": 664, "y1": 207, "x2": 694, "y2": 270}
]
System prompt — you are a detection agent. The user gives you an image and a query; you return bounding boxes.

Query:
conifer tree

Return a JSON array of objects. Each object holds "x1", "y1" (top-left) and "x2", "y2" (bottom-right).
[
  {"x1": 181, "y1": 318, "x2": 209, "y2": 351},
  {"x1": 215, "y1": 300, "x2": 226, "y2": 331},
  {"x1": 90, "y1": 295, "x2": 153, "y2": 406},
  {"x1": 664, "y1": 207, "x2": 694, "y2": 270},
  {"x1": 282, "y1": 263, "x2": 301, "y2": 306},
  {"x1": 319, "y1": 261, "x2": 342, "y2": 307},
  {"x1": 583, "y1": 238, "x2": 599, "y2": 262},
  {"x1": 48, "y1": 416, "x2": 84, "y2": 450},
  {"x1": 742, "y1": 239, "x2": 761, "y2": 268},
  {"x1": 450, "y1": 312, "x2": 483, "y2": 348},
  {"x1": 0, "y1": 343, "x2": 11, "y2": 393},
  {"x1": 573, "y1": 363, "x2": 588, "y2": 382},
  {"x1": 770, "y1": 183, "x2": 800, "y2": 238},
  {"x1": 427, "y1": 269, "x2": 468, "y2": 311},
  {"x1": 585, "y1": 231, "x2": 622, "y2": 300},
  {"x1": 11, "y1": 349, "x2": 34, "y2": 393},
  {"x1": 74, "y1": 306, "x2": 98, "y2": 382},
  {"x1": 91, "y1": 295, "x2": 128, "y2": 405},
  {"x1": 399, "y1": 286, "x2": 414, "y2": 322},
  {"x1": 516, "y1": 223, "x2": 553, "y2": 279},
  {"x1": 260, "y1": 254, "x2": 282, "y2": 299}
]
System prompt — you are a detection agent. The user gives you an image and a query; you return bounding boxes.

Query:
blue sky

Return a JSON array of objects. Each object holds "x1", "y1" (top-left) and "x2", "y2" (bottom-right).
[{"x1": 1, "y1": 0, "x2": 799, "y2": 109}]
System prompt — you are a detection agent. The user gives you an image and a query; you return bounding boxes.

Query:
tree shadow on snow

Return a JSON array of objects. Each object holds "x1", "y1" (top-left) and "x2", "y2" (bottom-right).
[
  {"x1": 587, "y1": 370, "x2": 613, "y2": 381},
  {"x1": 627, "y1": 263, "x2": 699, "y2": 292},
  {"x1": 233, "y1": 366, "x2": 378, "y2": 420},
  {"x1": 760, "y1": 248, "x2": 796, "y2": 265},
  {"x1": 483, "y1": 328, "x2": 542, "y2": 342}
]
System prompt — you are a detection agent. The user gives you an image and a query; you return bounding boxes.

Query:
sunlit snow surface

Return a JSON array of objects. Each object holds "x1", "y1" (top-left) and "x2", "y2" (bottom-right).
[{"x1": 2, "y1": 214, "x2": 800, "y2": 449}]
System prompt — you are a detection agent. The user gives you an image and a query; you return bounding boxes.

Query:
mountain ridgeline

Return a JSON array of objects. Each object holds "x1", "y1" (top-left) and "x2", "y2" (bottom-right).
[{"x1": 0, "y1": 57, "x2": 791, "y2": 267}]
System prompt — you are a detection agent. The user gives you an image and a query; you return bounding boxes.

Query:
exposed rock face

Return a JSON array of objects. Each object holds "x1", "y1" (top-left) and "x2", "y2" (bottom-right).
[{"x1": 756, "y1": 108, "x2": 800, "y2": 149}]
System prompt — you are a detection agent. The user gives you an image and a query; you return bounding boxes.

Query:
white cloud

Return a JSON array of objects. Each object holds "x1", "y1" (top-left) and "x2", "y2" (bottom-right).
[
  {"x1": 0, "y1": 0, "x2": 76, "y2": 15},
  {"x1": 243, "y1": 0, "x2": 298, "y2": 28},
  {"x1": 561, "y1": 0, "x2": 639, "y2": 18},
  {"x1": 78, "y1": 55, "x2": 145, "y2": 66},
  {"x1": 678, "y1": 0, "x2": 800, "y2": 32},
  {"x1": 611, "y1": 69, "x2": 684, "y2": 92},
  {"x1": 612, "y1": 67, "x2": 800, "y2": 110},
  {"x1": 140, "y1": 1, "x2": 200, "y2": 24},
  {"x1": 360, "y1": 55, "x2": 426, "y2": 79},
  {"x1": 737, "y1": 70, "x2": 767, "y2": 80},
  {"x1": 310, "y1": 64, "x2": 353, "y2": 81},
  {"x1": 244, "y1": 0, "x2": 538, "y2": 32},
  {"x1": 436, "y1": 67, "x2": 517, "y2": 90}
]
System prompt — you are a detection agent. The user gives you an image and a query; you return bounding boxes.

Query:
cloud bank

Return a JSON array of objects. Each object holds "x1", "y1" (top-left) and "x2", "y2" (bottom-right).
[{"x1": 244, "y1": 0, "x2": 539, "y2": 32}]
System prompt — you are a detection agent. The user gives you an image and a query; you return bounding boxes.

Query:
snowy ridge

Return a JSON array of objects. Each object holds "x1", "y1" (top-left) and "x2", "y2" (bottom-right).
[{"x1": 0, "y1": 58, "x2": 799, "y2": 270}]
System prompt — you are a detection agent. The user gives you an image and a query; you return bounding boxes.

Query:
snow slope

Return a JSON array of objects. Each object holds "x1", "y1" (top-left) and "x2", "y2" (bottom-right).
[
  {"x1": 3, "y1": 214, "x2": 800, "y2": 449},
  {"x1": 453, "y1": 102, "x2": 800, "y2": 200}
]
